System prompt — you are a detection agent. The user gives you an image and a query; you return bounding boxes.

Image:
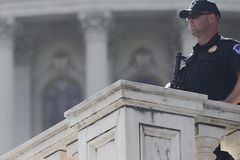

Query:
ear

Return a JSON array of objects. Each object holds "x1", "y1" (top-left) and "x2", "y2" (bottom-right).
[{"x1": 208, "y1": 14, "x2": 216, "y2": 24}]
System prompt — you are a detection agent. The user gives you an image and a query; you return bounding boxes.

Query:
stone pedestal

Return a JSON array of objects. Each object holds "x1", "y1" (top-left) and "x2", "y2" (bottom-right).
[
  {"x1": 65, "y1": 80, "x2": 206, "y2": 160},
  {"x1": 78, "y1": 107, "x2": 198, "y2": 160}
]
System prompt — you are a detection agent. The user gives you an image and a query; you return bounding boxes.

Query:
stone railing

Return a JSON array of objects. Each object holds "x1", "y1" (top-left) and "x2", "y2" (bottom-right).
[{"x1": 1, "y1": 80, "x2": 240, "y2": 160}]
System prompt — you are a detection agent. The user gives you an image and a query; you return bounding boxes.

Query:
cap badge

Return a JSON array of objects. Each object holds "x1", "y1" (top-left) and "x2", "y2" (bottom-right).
[
  {"x1": 189, "y1": 1, "x2": 196, "y2": 9},
  {"x1": 233, "y1": 44, "x2": 240, "y2": 55},
  {"x1": 208, "y1": 45, "x2": 217, "y2": 53}
]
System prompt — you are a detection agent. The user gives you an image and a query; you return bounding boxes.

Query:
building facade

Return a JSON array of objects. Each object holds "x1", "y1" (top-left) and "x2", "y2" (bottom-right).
[{"x1": 0, "y1": 0, "x2": 239, "y2": 155}]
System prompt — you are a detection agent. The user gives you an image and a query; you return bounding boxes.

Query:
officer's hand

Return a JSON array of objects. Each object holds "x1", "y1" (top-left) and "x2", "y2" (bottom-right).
[{"x1": 165, "y1": 82, "x2": 171, "y2": 88}]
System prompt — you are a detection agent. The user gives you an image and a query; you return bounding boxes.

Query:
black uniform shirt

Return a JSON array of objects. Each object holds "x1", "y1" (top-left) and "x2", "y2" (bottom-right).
[{"x1": 180, "y1": 33, "x2": 240, "y2": 100}]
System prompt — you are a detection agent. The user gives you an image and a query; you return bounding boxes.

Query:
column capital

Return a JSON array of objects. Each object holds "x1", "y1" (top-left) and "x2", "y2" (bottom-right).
[{"x1": 78, "y1": 11, "x2": 114, "y2": 33}]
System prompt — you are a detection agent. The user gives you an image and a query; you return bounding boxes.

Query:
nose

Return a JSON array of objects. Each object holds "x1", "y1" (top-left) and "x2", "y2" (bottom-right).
[{"x1": 188, "y1": 18, "x2": 194, "y2": 23}]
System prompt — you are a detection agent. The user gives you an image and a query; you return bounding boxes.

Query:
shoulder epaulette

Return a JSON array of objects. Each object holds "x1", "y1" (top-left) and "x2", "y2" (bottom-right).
[{"x1": 221, "y1": 36, "x2": 240, "y2": 43}]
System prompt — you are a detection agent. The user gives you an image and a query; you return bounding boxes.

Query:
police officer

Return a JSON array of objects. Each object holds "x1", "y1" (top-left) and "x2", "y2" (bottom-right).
[
  {"x1": 177, "y1": 0, "x2": 240, "y2": 159},
  {"x1": 178, "y1": 0, "x2": 240, "y2": 104}
]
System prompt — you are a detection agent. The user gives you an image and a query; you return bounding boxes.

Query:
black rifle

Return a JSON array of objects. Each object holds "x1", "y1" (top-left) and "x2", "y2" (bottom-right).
[{"x1": 170, "y1": 52, "x2": 186, "y2": 89}]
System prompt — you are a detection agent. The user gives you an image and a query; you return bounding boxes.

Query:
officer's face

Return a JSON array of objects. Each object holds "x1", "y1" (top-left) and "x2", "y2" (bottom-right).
[{"x1": 187, "y1": 12, "x2": 212, "y2": 37}]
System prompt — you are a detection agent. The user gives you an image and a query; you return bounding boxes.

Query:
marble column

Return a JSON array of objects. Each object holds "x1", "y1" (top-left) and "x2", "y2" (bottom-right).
[
  {"x1": 221, "y1": 130, "x2": 240, "y2": 160},
  {"x1": 14, "y1": 33, "x2": 33, "y2": 147},
  {"x1": 195, "y1": 124, "x2": 225, "y2": 160},
  {"x1": 0, "y1": 18, "x2": 15, "y2": 155},
  {"x1": 79, "y1": 11, "x2": 113, "y2": 97}
]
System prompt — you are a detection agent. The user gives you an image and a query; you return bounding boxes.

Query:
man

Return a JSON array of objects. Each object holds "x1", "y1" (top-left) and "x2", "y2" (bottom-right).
[
  {"x1": 177, "y1": 0, "x2": 240, "y2": 159},
  {"x1": 178, "y1": 0, "x2": 240, "y2": 104}
]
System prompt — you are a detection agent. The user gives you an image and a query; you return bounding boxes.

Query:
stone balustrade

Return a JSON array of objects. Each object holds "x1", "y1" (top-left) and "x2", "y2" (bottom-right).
[{"x1": 1, "y1": 80, "x2": 240, "y2": 160}]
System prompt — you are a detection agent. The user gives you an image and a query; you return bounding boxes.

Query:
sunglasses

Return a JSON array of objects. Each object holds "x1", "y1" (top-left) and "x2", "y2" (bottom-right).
[{"x1": 186, "y1": 12, "x2": 212, "y2": 21}]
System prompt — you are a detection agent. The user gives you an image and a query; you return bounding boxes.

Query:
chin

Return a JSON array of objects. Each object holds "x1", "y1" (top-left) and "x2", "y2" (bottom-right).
[{"x1": 191, "y1": 31, "x2": 197, "y2": 36}]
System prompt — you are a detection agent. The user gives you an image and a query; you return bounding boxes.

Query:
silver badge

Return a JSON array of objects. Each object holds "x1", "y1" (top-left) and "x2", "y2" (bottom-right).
[{"x1": 189, "y1": 1, "x2": 196, "y2": 9}]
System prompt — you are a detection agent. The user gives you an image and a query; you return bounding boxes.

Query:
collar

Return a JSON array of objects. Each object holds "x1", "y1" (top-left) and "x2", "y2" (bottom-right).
[{"x1": 193, "y1": 33, "x2": 221, "y2": 53}]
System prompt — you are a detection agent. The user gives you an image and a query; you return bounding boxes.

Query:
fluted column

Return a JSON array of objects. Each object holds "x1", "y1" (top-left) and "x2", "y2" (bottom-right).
[
  {"x1": 0, "y1": 18, "x2": 15, "y2": 154},
  {"x1": 79, "y1": 11, "x2": 113, "y2": 97},
  {"x1": 195, "y1": 124, "x2": 225, "y2": 160},
  {"x1": 221, "y1": 130, "x2": 240, "y2": 160}
]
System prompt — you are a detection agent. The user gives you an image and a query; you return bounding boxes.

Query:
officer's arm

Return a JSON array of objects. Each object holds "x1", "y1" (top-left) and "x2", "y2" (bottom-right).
[{"x1": 224, "y1": 71, "x2": 240, "y2": 104}]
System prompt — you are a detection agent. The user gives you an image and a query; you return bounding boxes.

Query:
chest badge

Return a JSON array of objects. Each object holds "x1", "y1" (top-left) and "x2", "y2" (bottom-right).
[{"x1": 208, "y1": 45, "x2": 217, "y2": 53}]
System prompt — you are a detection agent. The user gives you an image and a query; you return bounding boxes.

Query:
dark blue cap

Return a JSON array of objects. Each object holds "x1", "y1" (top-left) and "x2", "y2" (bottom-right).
[{"x1": 179, "y1": 0, "x2": 221, "y2": 18}]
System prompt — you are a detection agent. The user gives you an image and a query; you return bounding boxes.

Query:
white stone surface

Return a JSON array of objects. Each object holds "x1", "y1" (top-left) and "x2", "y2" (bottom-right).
[
  {"x1": 196, "y1": 100, "x2": 240, "y2": 129},
  {"x1": 64, "y1": 81, "x2": 207, "y2": 138},
  {"x1": 221, "y1": 130, "x2": 240, "y2": 160},
  {"x1": 0, "y1": 120, "x2": 77, "y2": 160},
  {"x1": 195, "y1": 124, "x2": 226, "y2": 160},
  {"x1": 1, "y1": 80, "x2": 240, "y2": 160},
  {"x1": 78, "y1": 106, "x2": 195, "y2": 160},
  {"x1": 141, "y1": 125, "x2": 180, "y2": 160},
  {"x1": 71, "y1": 80, "x2": 205, "y2": 160}
]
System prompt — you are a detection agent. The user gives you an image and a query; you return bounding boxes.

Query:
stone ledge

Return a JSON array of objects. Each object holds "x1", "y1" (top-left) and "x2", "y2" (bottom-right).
[
  {"x1": 65, "y1": 80, "x2": 206, "y2": 129},
  {"x1": 0, "y1": 120, "x2": 77, "y2": 160},
  {"x1": 196, "y1": 100, "x2": 240, "y2": 131}
]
